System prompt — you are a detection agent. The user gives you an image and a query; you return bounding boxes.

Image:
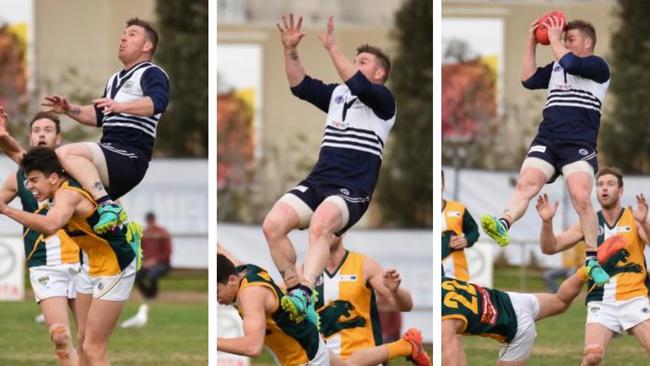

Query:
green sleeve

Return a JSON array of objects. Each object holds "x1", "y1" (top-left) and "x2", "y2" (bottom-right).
[
  {"x1": 442, "y1": 231, "x2": 453, "y2": 259},
  {"x1": 463, "y1": 208, "x2": 479, "y2": 247}
]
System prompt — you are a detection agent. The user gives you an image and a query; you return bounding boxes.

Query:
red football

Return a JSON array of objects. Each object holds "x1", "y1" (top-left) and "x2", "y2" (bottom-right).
[{"x1": 534, "y1": 11, "x2": 566, "y2": 45}]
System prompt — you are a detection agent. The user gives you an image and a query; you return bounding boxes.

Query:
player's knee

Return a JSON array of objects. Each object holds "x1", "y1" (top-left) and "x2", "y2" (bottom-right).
[
  {"x1": 570, "y1": 192, "x2": 592, "y2": 213},
  {"x1": 515, "y1": 176, "x2": 542, "y2": 198},
  {"x1": 80, "y1": 339, "x2": 106, "y2": 360},
  {"x1": 308, "y1": 215, "x2": 336, "y2": 240},
  {"x1": 582, "y1": 344, "x2": 604, "y2": 366},
  {"x1": 262, "y1": 213, "x2": 289, "y2": 242},
  {"x1": 49, "y1": 323, "x2": 72, "y2": 349}
]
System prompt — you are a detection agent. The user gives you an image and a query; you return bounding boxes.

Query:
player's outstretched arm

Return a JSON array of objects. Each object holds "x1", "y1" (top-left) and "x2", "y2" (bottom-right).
[
  {"x1": 536, "y1": 193, "x2": 583, "y2": 254},
  {"x1": 41, "y1": 96, "x2": 98, "y2": 126},
  {"x1": 0, "y1": 107, "x2": 26, "y2": 163},
  {"x1": 276, "y1": 13, "x2": 307, "y2": 87},
  {"x1": 0, "y1": 174, "x2": 18, "y2": 205},
  {"x1": 93, "y1": 96, "x2": 155, "y2": 117},
  {"x1": 442, "y1": 319, "x2": 466, "y2": 366},
  {"x1": 521, "y1": 19, "x2": 541, "y2": 81},
  {"x1": 217, "y1": 286, "x2": 267, "y2": 357},
  {"x1": 319, "y1": 16, "x2": 357, "y2": 83},
  {"x1": 630, "y1": 194, "x2": 650, "y2": 245},
  {"x1": 0, "y1": 188, "x2": 78, "y2": 235},
  {"x1": 366, "y1": 258, "x2": 413, "y2": 312},
  {"x1": 535, "y1": 268, "x2": 586, "y2": 321}
]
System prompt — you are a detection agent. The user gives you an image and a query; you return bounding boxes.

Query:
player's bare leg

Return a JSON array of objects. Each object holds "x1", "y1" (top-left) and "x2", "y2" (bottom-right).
[
  {"x1": 80, "y1": 299, "x2": 125, "y2": 366},
  {"x1": 74, "y1": 293, "x2": 92, "y2": 365},
  {"x1": 41, "y1": 297, "x2": 79, "y2": 366},
  {"x1": 565, "y1": 165, "x2": 609, "y2": 285},
  {"x1": 581, "y1": 323, "x2": 612, "y2": 366},
  {"x1": 482, "y1": 164, "x2": 547, "y2": 247},
  {"x1": 442, "y1": 319, "x2": 465, "y2": 366},
  {"x1": 304, "y1": 200, "x2": 344, "y2": 288},
  {"x1": 629, "y1": 320, "x2": 650, "y2": 357},
  {"x1": 262, "y1": 201, "x2": 302, "y2": 288},
  {"x1": 56, "y1": 143, "x2": 126, "y2": 233},
  {"x1": 281, "y1": 200, "x2": 342, "y2": 327},
  {"x1": 331, "y1": 328, "x2": 430, "y2": 366}
]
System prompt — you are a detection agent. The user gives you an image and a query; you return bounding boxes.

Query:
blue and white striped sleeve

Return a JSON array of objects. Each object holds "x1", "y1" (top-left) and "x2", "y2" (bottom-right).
[
  {"x1": 141, "y1": 67, "x2": 171, "y2": 114},
  {"x1": 345, "y1": 71, "x2": 396, "y2": 121},
  {"x1": 559, "y1": 54, "x2": 610, "y2": 83},
  {"x1": 290, "y1": 75, "x2": 338, "y2": 113},
  {"x1": 522, "y1": 62, "x2": 554, "y2": 90}
]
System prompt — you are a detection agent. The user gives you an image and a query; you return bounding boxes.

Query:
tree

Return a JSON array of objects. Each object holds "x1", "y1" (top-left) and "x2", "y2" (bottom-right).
[
  {"x1": 376, "y1": 0, "x2": 432, "y2": 227},
  {"x1": 600, "y1": 0, "x2": 650, "y2": 173},
  {"x1": 155, "y1": 0, "x2": 208, "y2": 157}
]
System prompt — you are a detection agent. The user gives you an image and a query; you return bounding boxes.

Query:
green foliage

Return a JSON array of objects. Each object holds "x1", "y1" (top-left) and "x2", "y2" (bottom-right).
[
  {"x1": 155, "y1": 0, "x2": 208, "y2": 157},
  {"x1": 600, "y1": 0, "x2": 650, "y2": 172},
  {"x1": 376, "y1": 0, "x2": 433, "y2": 228}
]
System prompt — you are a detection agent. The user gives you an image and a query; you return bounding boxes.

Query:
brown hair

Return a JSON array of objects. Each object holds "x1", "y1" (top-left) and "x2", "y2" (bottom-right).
[
  {"x1": 30, "y1": 112, "x2": 61, "y2": 134},
  {"x1": 127, "y1": 17, "x2": 159, "y2": 57},
  {"x1": 566, "y1": 20, "x2": 597, "y2": 48},
  {"x1": 356, "y1": 44, "x2": 391, "y2": 83},
  {"x1": 596, "y1": 167, "x2": 623, "y2": 187}
]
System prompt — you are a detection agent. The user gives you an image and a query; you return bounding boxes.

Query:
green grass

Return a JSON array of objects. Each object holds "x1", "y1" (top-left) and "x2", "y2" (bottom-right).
[
  {"x1": 462, "y1": 266, "x2": 648, "y2": 365},
  {"x1": 0, "y1": 301, "x2": 208, "y2": 365},
  {"x1": 2, "y1": 272, "x2": 208, "y2": 366}
]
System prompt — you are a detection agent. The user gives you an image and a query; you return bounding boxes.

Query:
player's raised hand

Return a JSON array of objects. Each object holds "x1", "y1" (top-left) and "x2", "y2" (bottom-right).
[
  {"x1": 276, "y1": 13, "x2": 305, "y2": 49},
  {"x1": 0, "y1": 106, "x2": 9, "y2": 137},
  {"x1": 383, "y1": 268, "x2": 402, "y2": 292},
  {"x1": 545, "y1": 14, "x2": 565, "y2": 44},
  {"x1": 528, "y1": 19, "x2": 540, "y2": 44},
  {"x1": 41, "y1": 96, "x2": 70, "y2": 114},
  {"x1": 536, "y1": 193, "x2": 559, "y2": 222},
  {"x1": 631, "y1": 194, "x2": 649, "y2": 223},
  {"x1": 318, "y1": 16, "x2": 336, "y2": 50}
]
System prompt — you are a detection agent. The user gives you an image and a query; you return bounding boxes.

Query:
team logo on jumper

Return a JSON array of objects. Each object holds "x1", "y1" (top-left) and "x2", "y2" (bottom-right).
[
  {"x1": 338, "y1": 275, "x2": 357, "y2": 282},
  {"x1": 340, "y1": 188, "x2": 350, "y2": 195},
  {"x1": 123, "y1": 80, "x2": 136, "y2": 93},
  {"x1": 642, "y1": 307, "x2": 650, "y2": 314},
  {"x1": 331, "y1": 120, "x2": 350, "y2": 129},
  {"x1": 579, "y1": 148, "x2": 589, "y2": 156},
  {"x1": 335, "y1": 95, "x2": 344, "y2": 104},
  {"x1": 597, "y1": 226, "x2": 604, "y2": 236},
  {"x1": 38, "y1": 276, "x2": 50, "y2": 286},
  {"x1": 616, "y1": 226, "x2": 632, "y2": 233}
]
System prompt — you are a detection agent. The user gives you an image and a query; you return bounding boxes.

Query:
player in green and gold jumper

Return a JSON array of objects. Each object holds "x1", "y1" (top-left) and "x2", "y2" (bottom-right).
[{"x1": 442, "y1": 235, "x2": 625, "y2": 365}]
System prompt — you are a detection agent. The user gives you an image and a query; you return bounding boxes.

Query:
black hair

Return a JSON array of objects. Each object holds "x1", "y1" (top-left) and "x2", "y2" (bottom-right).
[{"x1": 21, "y1": 147, "x2": 65, "y2": 177}]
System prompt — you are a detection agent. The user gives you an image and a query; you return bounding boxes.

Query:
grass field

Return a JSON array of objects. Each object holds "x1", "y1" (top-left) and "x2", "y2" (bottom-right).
[
  {"x1": 462, "y1": 266, "x2": 649, "y2": 365},
  {"x1": 0, "y1": 270, "x2": 208, "y2": 366}
]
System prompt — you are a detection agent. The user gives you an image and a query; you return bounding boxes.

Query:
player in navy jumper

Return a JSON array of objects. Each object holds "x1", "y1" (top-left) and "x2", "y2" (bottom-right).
[
  {"x1": 42, "y1": 18, "x2": 169, "y2": 234},
  {"x1": 481, "y1": 18, "x2": 610, "y2": 286},
  {"x1": 263, "y1": 14, "x2": 396, "y2": 326}
]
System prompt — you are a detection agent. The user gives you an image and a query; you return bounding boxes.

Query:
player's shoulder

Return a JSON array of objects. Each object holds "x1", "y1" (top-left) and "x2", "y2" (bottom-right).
[{"x1": 142, "y1": 62, "x2": 169, "y2": 79}]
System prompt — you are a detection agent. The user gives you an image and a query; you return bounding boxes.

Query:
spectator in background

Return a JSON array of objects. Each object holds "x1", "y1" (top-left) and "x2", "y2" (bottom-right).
[
  {"x1": 121, "y1": 212, "x2": 172, "y2": 328},
  {"x1": 543, "y1": 241, "x2": 585, "y2": 293}
]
